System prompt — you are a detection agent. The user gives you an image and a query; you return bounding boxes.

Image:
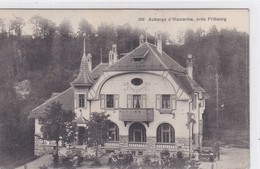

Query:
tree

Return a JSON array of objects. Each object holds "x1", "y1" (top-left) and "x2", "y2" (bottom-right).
[
  {"x1": 96, "y1": 23, "x2": 117, "y2": 62},
  {"x1": 78, "y1": 19, "x2": 93, "y2": 37},
  {"x1": 86, "y1": 112, "x2": 111, "y2": 159},
  {"x1": 59, "y1": 18, "x2": 73, "y2": 40},
  {"x1": 0, "y1": 18, "x2": 6, "y2": 37},
  {"x1": 30, "y1": 15, "x2": 56, "y2": 40},
  {"x1": 9, "y1": 16, "x2": 25, "y2": 37},
  {"x1": 39, "y1": 102, "x2": 77, "y2": 165}
]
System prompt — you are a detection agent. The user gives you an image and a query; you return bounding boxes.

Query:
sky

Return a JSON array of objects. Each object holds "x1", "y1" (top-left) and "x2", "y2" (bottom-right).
[{"x1": 0, "y1": 9, "x2": 249, "y2": 41}]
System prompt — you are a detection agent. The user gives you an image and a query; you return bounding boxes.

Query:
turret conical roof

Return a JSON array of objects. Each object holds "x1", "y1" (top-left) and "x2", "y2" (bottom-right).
[{"x1": 71, "y1": 35, "x2": 94, "y2": 87}]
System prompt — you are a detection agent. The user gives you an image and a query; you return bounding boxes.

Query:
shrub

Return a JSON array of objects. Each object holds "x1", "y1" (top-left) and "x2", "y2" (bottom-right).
[
  {"x1": 141, "y1": 154, "x2": 159, "y2": 169},
  {"x1": 177, "y1": 150, "x2": 183, "y2": 159},
  {"x1": 90, "y1": 158, "x2": 102, "y2": 167},
  {"x1": 142, "y1": 155, "x2": 151, "y2": 165},
  {"x1": 161, "y1": 149, "x2": 170, "y2": 159}
]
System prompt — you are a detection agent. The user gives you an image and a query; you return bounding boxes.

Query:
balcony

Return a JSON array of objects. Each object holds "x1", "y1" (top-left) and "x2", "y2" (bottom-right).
[{"x1": 119, "y1": 108, "x2": 154, "y2": 123}]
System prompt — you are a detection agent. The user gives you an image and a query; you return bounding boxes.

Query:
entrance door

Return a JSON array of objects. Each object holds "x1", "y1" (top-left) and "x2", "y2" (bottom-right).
[{"x1": 78, "y1": 127, "x2": 85, "y2": 145}]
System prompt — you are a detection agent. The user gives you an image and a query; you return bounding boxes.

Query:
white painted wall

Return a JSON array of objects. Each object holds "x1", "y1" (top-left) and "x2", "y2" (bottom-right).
[
  {"x1": 35, "y1": 119, "x2": 41, "y2": 135},
  {"x1": 90, "y1": 72, "x2": 192, "y2": 139},
  {"x1": 34, "y1": 70, "x2": 206, "y2": 145}
]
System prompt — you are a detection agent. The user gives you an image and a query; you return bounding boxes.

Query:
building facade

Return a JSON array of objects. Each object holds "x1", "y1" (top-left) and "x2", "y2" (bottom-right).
[{"x1": 29, "y1": 34, "x2": 208, "y2": 157}]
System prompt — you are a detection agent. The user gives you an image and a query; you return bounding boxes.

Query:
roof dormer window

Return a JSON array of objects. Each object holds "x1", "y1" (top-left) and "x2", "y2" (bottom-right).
[
  {"x1": 131, "y1": 48, "x2": 149, "y2": 63},
  {"x1": 133, "y1": 58, "x2": 143, "y2": 62}
]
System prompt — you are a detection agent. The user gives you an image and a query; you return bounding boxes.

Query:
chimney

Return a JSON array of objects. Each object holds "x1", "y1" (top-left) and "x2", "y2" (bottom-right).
[
  {"x1": 157, "y1": 33, "x2": 162, "y2": 54},
  {"x1": 112, "y1": 44, "x2": 118, "y2": 62},
  {"x1": 187, "y1": 54, "x2": 193, "y2": 79},
  {"x1": 86, "y1": 53, "x2": 92, "y2": 71},
  {"x1": 109, "y1": 44, "x2": 118, "y2": 65},
  {"x1": 139, "y1": 35, "x2": 144, "y2": 46},
  {"x1": 109, "y1": 50, "x2": 113, "y2": 65}
]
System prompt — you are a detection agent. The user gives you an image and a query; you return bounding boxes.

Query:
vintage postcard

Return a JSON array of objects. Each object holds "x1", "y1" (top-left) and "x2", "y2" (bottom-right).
[{"x1": 0, "y1": 9, "x2": 249, "y2": 169}]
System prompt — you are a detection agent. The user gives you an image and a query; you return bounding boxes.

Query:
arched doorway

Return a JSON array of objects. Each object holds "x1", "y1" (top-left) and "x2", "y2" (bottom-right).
[
  {"x1": 129, "y1": 122, "x2": 146, "y2": 142},
  {"x1": 156, "y1": 123, "x2": 175, "y2": 143}
]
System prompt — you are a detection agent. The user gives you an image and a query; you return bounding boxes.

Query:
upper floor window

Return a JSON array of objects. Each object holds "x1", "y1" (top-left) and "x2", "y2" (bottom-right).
[
  {"x1": 133, "y1": 95, "x2": 141, "y2": 108},
  {"x1": 156, "y1": 94, "x2": 176, "y2": 111},
  {"x1": 100, "y1": 94, "x2": 119, "y2": 109},
  {"x1": 127, "y1": 94, "x2": 147, "y2": 109},
  {"x1": 79, "y1": 94, "x2": 85, "y2": 108},
  {"x1": 106, "y1": 95, "x2": 114, "y2": 108},
  {"x1": 162, "y1": 95, "x2": 170, "y2": 109}
]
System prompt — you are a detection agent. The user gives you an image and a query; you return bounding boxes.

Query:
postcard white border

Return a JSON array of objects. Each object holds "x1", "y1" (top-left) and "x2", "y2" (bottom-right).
[{"x1": 0, "y1": 1, "x2": 259, "y2": 168}]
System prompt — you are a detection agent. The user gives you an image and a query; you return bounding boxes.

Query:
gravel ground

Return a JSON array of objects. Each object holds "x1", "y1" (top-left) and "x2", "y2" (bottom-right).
[
  {"x1": 15, "y1": 154, "x2": 53, "y2": 169},
  {"x1": 15, "y1": 147, "x2": 249, "y2": 169},
  {"x1": 199, "y1": 147, "x2": 249, "y2": 169}
]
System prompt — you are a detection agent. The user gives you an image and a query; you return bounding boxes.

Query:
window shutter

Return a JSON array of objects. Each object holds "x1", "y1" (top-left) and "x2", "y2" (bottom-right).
[
  {"x1": 199, "y1": 120, "x2": 203, "y2": 134},
  {"x1": 141, "y1": 94, "x2": 147, "y2": 108},
  {"x1": 192, "y1": 94, "x2": 197, "y2": 110},
  {"x1": 198, "y1": 92, "x2": 203, "y2": 100},
  {"x1": 199, "y1": 99, "x2": 204, "y2": 107},
  {"x1": 171, "y1": 94, "x2": 176, "y2": 110},
  {"x1": 100, "y1": 94, "x2": 105, "y2": 109},
  {"x1": 84, "y1": 94, "x2": 87, "y2": 108},
  {"x1": 156, "y1": 94, "x2": 161, "y2": 109},
  {"x1": 74, "y1": 94, "x2": 78, "y2": 108},
  {"x1": 127, "y1": 95, "x2": 133, "y2": 108},
  {"x1": 114, "y1": 94, "x2": 119, "y2": 108}
]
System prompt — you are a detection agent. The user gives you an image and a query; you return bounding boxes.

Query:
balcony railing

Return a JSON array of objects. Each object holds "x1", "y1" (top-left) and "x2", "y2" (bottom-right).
[
  {"x1": 119, "y1": 108, "x2": 154, "y2": 122},
  {"x1": 156, "y1": 143, "x2": 176, "y2": 149},
  {"x1": 128, "y1": 142, "x2": 147, "y2": 148},
  {"x1": 104, "y1": 142, "x2": 120, "y2": 147}
]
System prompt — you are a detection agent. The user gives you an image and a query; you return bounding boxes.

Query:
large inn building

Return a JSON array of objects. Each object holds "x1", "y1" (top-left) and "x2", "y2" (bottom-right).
[{"x1": 29, "y1": 34, "x2": 208, "y2": 157}]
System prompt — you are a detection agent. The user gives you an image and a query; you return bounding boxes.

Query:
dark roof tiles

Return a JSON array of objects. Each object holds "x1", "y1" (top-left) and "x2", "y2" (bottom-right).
[
  {"x1": 29, "y1": 87, "x2": 74, "y2": 119},
  {"x1": 71, "y1": 54, "x2": 94, "y2": 86},
  {"x1": 91, "y1": 63, "x2": 109, "y2": 80},
  {"x1": 105, "y1": 42, "x2": 186, "y2": 73},
  {"x1": 170, "y1": 71, "x2": 207, "y2": 97}
]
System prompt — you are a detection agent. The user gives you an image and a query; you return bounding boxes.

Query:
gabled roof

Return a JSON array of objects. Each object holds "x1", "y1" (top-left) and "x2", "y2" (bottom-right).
[
  {"x1": 28, "y1": 87, "x2": 74, "y2": 119},
  {"x1": 91, "y1": 62, "x2": 109, "y2": 80},
  {"x1": 105, "y1": 42, "x2": 186, "y2": 73},
  {"x1": 169, "y1": 71, "x2": 208, "y2": 98},
  {"x1": 71, "y1": 53, "x2": 94, "y2": 87},
  {"x1": 149, "y1": 44, "x2": 186, "y2": 73}
]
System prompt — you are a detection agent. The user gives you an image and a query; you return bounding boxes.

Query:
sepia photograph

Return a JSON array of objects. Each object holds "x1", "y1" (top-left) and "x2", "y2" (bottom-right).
[{"x1": 0, "y1": 9, "x2": 249, "y2": 169}]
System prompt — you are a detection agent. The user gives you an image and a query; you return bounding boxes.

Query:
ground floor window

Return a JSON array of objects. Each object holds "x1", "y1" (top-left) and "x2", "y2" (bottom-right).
[
  {"x1": 108, "y1": 122, "x2": 119, "y2": 141},
  {"x1": 129, "y1": 122, "x2": 146, "y2": 142},
  {"x1": 156, "y1": 123, "x2": 175, "y2": 143}
]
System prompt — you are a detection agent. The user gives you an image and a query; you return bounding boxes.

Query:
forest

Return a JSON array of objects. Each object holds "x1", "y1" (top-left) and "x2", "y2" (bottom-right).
[{"x1": 0, "y1": 16, "x2": 249, "y2": 165}]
